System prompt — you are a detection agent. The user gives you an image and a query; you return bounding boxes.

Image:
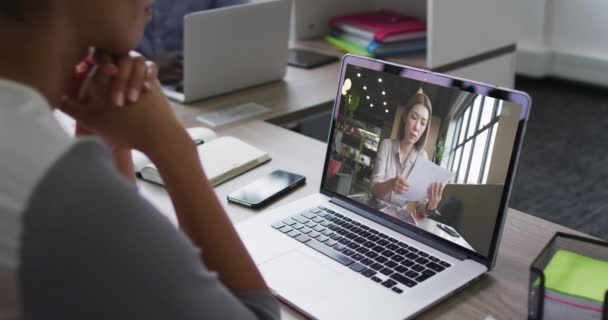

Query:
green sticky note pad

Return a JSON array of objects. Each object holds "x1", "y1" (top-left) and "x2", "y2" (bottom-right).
[{"x1": 542, "y1": 250, "x2": 608, "y2": 303}]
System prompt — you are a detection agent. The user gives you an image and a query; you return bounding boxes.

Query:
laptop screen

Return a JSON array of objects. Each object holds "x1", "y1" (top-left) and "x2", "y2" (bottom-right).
[{"x1": 322, "y1": 57, "x2": 529, "y2": 259}]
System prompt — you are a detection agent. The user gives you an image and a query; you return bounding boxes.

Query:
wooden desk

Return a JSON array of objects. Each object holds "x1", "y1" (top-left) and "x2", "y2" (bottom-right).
[
  {"x1": 140, "y1": 121, "x2": 585, "y2": 320},
  {"x1": 138, "y1": 64, "x2": 586, "y2": 319},
  {"x1": 139, "y1": 120, "x2": 327, "y2": 225}
]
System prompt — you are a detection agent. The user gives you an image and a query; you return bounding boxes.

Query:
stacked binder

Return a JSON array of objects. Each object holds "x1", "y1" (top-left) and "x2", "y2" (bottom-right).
[{"x1": 325, "y1": 10, "x2": 427, "y2": 58}]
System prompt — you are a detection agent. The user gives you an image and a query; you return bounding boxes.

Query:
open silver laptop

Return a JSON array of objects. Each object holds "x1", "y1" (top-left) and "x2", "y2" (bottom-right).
[
  {"x1": 237, "y1": 54, "x2": 531, "y2": 319},
  {"x1": 163, "y1": 0, "x2": 291, "y2": 103}
]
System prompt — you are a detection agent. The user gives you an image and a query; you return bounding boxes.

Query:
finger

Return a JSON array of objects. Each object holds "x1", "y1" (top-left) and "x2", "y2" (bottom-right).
[
  {"x1": 395, "y1": 181, "x2": 407, "y2": 194},
  {"x1": 437, "y1": 183, "x2": 444, "y2": 197},
  {"x1": 429, "y1": 183, "x2": 435, "y2": 199},
  {"x1": 434, "y1": 183, "x2": 439, "y2": 197},
  {"x1": 90, "y1": 66, "x2": 114, "y2": 98},
  {"x1": 394, "y1": 183, "x2": 402, "y2": 193},
  {"x1": 112, "y1": 55, "x2": 135, "y2": 107},
  {"x1": 395, "y1": 178, "x2": 404, "y2": 190},
  {"x1": 396, "y1": 180, "x2": 406, "y2": 190},
  {"x1": 101, "y1": 63, "x2": 119, "y2": 76},
  {"x1": 126, "y1": 56, "x2": 147, "y2": 103},
  {"x1": 143, "y1": 61, "x2": 158, "y2": 91},
  {"x1": 77, "y1": 65, "x2": 98, "y2": 101},
  {"x1": 75, "y1": 60, "x2": 94, "y2": 76},
  {"x1": 59, "y1": 95, "x2": 90, "y2": 122},
  {"x1": 146, "y1": 60, "x2": 158, "y2": 79}
]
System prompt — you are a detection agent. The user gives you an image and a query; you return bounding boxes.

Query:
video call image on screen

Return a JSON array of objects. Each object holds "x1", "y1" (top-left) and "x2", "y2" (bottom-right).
[{"x1": 324, "y1": 65, "x2": 523, "y2": 256}]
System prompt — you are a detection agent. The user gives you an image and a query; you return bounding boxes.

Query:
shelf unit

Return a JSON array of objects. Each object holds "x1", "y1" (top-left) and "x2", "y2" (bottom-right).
[
  {"x1": 334, "y1": 119, "x2": 381, "y2": 192},
  {"x1": 290, "y1": 0, "x2": 519, "y2": 88}
]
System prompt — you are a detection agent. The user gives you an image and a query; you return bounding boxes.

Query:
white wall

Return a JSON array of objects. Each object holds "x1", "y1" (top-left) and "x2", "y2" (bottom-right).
[
  {"x1": 517, "y1": 0, "x2": 608, "y2": 86},
  {"x1": 448, "y1": 54, "x2": 515, "y2": 89},
  {"x1": 549, "y1": 0, "x2": 608, "y2": 56},
  {"x1": 518, "y1": 0, "x2": 548, "y2": 48}
]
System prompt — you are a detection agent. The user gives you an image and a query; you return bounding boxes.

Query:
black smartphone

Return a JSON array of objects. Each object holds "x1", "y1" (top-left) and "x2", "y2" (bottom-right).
[
  {"x1": 227, "y1": 170, "x2": 306, "y2": 209},
  {"x1": 437, "y1": 223, "x2": 461, "y2": 238},
  {"x1": 287, "y1": 49, "x2": 339, "y2": 69}
]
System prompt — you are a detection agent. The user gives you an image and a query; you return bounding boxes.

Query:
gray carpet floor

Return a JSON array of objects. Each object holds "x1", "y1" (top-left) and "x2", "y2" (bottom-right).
[{"x1": 511, "y1": 76, "x2": 608, "y2": 240}]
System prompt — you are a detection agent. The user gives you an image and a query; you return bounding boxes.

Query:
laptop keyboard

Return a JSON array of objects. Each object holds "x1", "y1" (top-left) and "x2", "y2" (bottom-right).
[{"x1": 271, "y1": 206, "x2": 452, "y2": 294}]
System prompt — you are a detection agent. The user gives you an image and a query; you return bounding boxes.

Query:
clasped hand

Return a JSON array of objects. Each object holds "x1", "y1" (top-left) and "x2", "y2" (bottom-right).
[{"x1": 60, "y1": 49, "x2": 184, "y2": 156}]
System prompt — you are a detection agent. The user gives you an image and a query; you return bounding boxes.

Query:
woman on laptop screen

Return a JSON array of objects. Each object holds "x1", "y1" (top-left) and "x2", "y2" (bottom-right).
[{"x1": 369, "y1": 89, "x2": 445, "y2": 219}]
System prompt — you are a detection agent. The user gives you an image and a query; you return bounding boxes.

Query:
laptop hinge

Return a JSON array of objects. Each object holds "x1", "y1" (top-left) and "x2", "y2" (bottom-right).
[{"x1": 330, "y1": 197, "x2": 468, "y2": 261}]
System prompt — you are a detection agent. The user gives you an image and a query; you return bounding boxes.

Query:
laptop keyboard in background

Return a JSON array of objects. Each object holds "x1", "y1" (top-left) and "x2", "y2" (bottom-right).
[
  {"x1": 271, "y1": 206, "x2": 452, "y2": 294},
  {"x1": 161, "y1": 80, "x2": 184, "y2": 93}
]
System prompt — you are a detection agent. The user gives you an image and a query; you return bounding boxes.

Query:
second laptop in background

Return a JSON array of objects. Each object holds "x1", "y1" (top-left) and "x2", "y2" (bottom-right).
[{"x1": 163, "y1": 0, "x2": 292, "y2": 103}]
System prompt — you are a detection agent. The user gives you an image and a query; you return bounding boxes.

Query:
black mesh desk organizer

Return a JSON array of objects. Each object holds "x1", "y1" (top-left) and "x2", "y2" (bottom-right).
[{"x1": 528, "y1": 232, "x2": 608, "y2": 320}]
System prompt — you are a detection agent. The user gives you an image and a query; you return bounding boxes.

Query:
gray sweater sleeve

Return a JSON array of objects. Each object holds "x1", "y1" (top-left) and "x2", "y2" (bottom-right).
[{"x1": 19, "y1": 139, "x2": 279, "y2": 320}]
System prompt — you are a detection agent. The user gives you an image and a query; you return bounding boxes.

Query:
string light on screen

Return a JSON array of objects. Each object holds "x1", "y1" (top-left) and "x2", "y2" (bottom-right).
[
  {"x1": 378, "y1": 78, "x2": 383, "y2": 83},
  {"x1": 370, "y1": 103, "x2": 374, "y2": 108},
  {"x1": 385, "y1": 109, "x2": 389, "y2": 113},
  {"x1": 382, "y1": 91, "x2": 386, "y2": 95},
  {"x1": 341, "y1": 78, "x2": 352, "y2": 96},
  {"x1": 357, "y1": 73, "x2": 361, "y2": 77},
  {"x1": 366, "y1": 95, "x2": 370, "y2": 100},
  {"x1": 363, "y1": 86, "x2": 367, "y2": 90}
]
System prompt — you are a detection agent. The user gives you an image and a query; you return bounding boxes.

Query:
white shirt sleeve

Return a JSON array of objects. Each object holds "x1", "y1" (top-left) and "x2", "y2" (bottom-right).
[{"x1": 0, "y1": 79, "x2": 73, "y2": 271}]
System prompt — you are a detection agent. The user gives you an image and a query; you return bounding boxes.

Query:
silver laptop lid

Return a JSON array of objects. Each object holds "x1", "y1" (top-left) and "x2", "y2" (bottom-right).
[
  {"x1": 182, "y1": 0, "x2": 291, "y2": 102},
  {"x1": 321, "y1": 55, "x2": 531, "y2": 269}
]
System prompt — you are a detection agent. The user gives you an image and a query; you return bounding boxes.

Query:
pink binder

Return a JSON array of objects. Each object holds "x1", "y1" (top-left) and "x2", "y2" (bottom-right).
[{"x1": 329, "y1": 10, "x2": 426, "y2": 43}]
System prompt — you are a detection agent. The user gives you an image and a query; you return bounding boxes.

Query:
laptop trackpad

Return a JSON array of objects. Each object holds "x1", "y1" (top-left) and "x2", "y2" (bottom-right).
[
  {"x1": 259, "y1": 250, "x2": 350, "y2": 317},
  {"x1": 261, "y1": 249, "x2": 340, "y2": 286}
]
